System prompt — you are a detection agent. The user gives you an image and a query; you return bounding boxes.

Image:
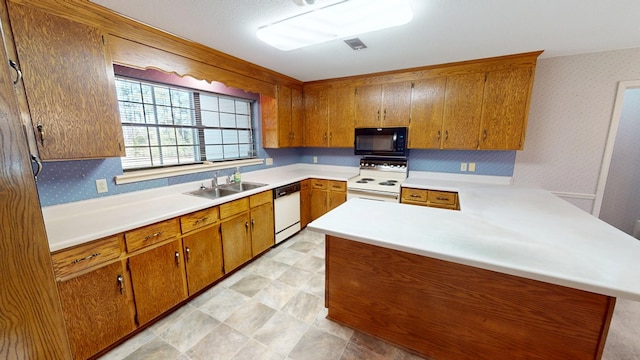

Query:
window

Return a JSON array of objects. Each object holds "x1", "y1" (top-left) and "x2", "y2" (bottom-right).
[{"x1": 115, "y1": 77, "x2": 255, "y2": 170}]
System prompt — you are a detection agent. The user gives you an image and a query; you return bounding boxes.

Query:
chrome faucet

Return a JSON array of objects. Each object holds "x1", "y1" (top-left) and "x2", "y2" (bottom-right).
[{"x1": 212, "y1": 171, "x2": 219, "y2": 188}]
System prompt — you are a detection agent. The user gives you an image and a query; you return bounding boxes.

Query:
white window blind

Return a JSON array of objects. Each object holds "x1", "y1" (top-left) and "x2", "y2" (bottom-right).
[{"x1": 115, "y1": 77, "x2": 255, "y2": 170}]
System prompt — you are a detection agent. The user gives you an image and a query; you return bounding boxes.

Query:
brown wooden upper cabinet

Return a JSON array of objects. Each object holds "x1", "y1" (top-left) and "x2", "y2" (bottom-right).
[
  {"x1": 7, "y1": 2, "x2": 124, "y2": 160},
  {"x1": 408, "y1": 77, "x2": 447, "y2": 149},
  {"x1": 441, "y1": 72, "x2": 486, "y2": 149},
  {"x1": 304, "y1": 85, "x2": 355, "y2": 148},
  {"x1": 354, "y1": 81, "x2": 412, "y2": 128},
  {"x1": 261, "y1": 84, "x2": 303, "y2": 148}
]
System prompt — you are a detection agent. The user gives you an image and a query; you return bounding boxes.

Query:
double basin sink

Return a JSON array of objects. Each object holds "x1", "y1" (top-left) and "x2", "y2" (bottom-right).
[{"x1": 186, "y1": 181, "x2": 267, "y2": 200}]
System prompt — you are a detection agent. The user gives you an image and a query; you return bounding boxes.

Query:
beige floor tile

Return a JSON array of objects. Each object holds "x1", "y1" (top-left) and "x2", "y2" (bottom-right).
[
  {"x1": 159, "y1": 309, "x2": 220, "y2": 352},
  {"x1": 252, "y1": 312, "x2": 308, "y2": 356},
  {"x1": 123, "y1": 337, "x2": 180, "y2": 360},
  {"x1": 199, "y1": 288, "x2": 250, "y2": 322},
  {"x1": 276, "y1": 266, "x2": 314, "y2": 289},
  {"x1": 230, "y1": 339, "x2": 285, "y2": 360},
  {"x1": 313, "y1": 308, "x2": 354, "y2": 341},
  {"x1": 302, "y1": 273, "x2": 325, "y2": 298},
  {"x1": 98, "y1": 329, "x2": 155, "y2": 360},
  {"x1": 149, "y1": 304, "x2": 197, "y2": 336},
  {"x1": 224, "y1": 299, "x2": 277, "y2": 336},
  {"x1": 186, "y1": 323, "x2": 249, "y2": 360},
  {"x1": 289, "y1": 326, "x2": 347, "y2": 360},
  {"x1": 271, "y1": 248, "x2": 307, "y2": 266},
  {"x1": 253, "y1": 280, "x2": 299, "y2": 310},
  {"x1": 247, "y1": 258, "x2": 291, "y2": 280},
  {"x1": 188, "y1": 283, "x2": 227, "y2": 308},
  {"x1": 229, "y1": 273, "x2": 272, "y2": 297},
  {"x1": 292, "y1": 254, "x2": 324, "y2": 272},
  {"x1": 282, "y1": 291, "x2": 324, "y2": 324},
  {"x1": 287, "y1": 240, "x2": 317, "y2": 253}
]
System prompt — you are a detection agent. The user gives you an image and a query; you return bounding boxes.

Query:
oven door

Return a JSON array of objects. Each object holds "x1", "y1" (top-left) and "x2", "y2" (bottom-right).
[{"x1": 347, "y1": 188, "x2": 399, "y2": 203}]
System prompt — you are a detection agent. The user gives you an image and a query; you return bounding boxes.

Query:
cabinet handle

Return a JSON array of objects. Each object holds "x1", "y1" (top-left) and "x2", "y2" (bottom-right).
[
  {"x1": 383, "y1": 109, "x2": 387, "y2": 120},
  {"x1": 9, "y1": 59, "x2": 22, "y2": 85},
  {"x1": 185, "y1": 247, "x2": 191, "y2": 262},
  {"x1": 483, "y1": 129, "x2": 487, "y2": 141},
  {"x1": 174, "y1": 251, "x2": 180, "y2": 266},
  {"x1": 117, "y1": 274, "x2": 124, "y2": 294},
  {"x1": 445, "y1": 130, "x2": 449, "y2": 140},
  {"x1": 437, "y1": 130, "x2": 441, "y2": 140},
  {"x1": 329, "y1": 132, "x2": 332, "y2": 142},
  {"x1": 323, "y1": 133, "x2": 327, "y2": 143},
  {"x1": 251, "y1": 218, "x2": 255, "y2": 231},
  {"x1": 144, "y1": 231, "x2": 163, "y2": 241},
  {"x1": 36, "y1": 123, "x2": 45, "y2": 146},
  {"x1": 70, "y1": 252, "x2": 101, "y2": 264},
  {"x1": 436, "y1": 197, "x2": 450, "y2": 201},
  {"x1": 377, "y1": 110, "x2": 380, "y2": 121},
  {"x1": 245, "y1": 221, "x2": 249, "y2": 232},
  {"x1": 410, "y1": 194, "x2": 420, "y2": 198},
  {"x1": 194, "y1": 217, "x2": 208, "y2": 225}
]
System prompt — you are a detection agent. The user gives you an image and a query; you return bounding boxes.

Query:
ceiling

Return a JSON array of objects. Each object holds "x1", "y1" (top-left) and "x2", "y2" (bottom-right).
[{"x1": 90, "y1": 0, "x2": 640, "y2": 82}]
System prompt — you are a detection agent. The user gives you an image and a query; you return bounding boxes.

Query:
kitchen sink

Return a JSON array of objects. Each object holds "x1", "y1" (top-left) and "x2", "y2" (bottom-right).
[
  {"x1": 220, "y1": 181, "x2": 267, "y2": 192},
  {"x1": 185, "y1": 182, "x2": 267, "y2": 200}
]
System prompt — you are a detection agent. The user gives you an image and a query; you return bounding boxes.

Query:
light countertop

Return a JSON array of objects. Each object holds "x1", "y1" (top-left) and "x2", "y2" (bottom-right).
[
  {"x1": 43, "y1": 164, "x2": 358, "y2": 252},
  {"x1": 309, "y1": 182, "x2": 640, "y2": 301}
]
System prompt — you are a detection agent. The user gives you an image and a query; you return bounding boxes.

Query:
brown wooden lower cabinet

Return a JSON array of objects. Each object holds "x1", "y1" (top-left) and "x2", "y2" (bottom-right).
[
  {"x1": 128, "y1": 240, "x2": 188, "y2": 325},
  {"x1": 221, "y1": 213, "x2": 252, "y2": 273},
  {"x1": 310, "y1": 179, "x2": 346, "y2": 221},
  {"x1": 182, "y1": 225, "x2": 224, "y2": 295},
  {"x1": 250, "y1": 202, "x2": 275, "y2": 255},
  {"x1": 326, "y1": 235, "x2": 615, "y2": 360},
  {"x1": 57, "y1": 260, "x2": 136, "y2": 360}
]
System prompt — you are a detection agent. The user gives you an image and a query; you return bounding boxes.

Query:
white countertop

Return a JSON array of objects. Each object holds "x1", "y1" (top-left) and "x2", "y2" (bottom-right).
[
  {"x1": 309, "y1": 181, "x2": 640, "y2": 301},
  {"x1": 42, "y1": 164, "x2": 358, "y2": 252}
]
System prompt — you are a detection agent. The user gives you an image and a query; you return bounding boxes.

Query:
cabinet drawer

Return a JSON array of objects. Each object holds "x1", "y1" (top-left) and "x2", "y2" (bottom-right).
[
  {"x1": 51, "y1": 234, "x2": 123, "y2": 279},
  {"x1": 428, "y1": 190, "x2": 457, "y2": 206},
  {"x1": 125, "y1": 218, "x2": 180, "y2": 253},
  {"x1": 328, "y1": 180, "x2": 346, "y2": 192},
  {"x1": 250, "y1": 190, "x2": 272, "y2": 208},
  {"x1": 180, "y1": 207, "x2": 219, "y2": 234},
  {"x1": 310, "y1": 179, "x2": 328, "y2": 190},
  {"x1": 220, "y1": 197, "x2": 249, "y2": 219},
  {"x1": 401, "y1": 188, "x2": 428, "y2": 203}
]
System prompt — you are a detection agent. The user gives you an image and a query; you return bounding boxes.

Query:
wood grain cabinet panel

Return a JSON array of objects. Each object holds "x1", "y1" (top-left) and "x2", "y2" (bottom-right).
[
  {"x1": 381, "y1": 81, "x2": 412, "y2": 127},
  {"x1": 303, "y1": 86, "x2": 329, "y2": 147},
  {"x1": 479, "y1": 66, "x2": 534, "y2": 150},
  {"x1": 7, "y1": 2, "x2": 124, "y2": 160},
  {"x1": 124, "y1": 218, "x2": 181, "y2": 252},
  {"x1": 442, "y1": 72, "x2": 486, "y2": 149},
  {"x1": 262, "y1": 84, "x2": 303, "y2": 148},
  {"x1": 51, "y1": 234, "x2": 123, "y2": 279},
  {"x1": 354, "y1": 84, "x2": 382, "y2": 128},
  {"x1": 221, "y1": 213, "x2": 252, "y2": 273},
  {"x1": 57, "y1": 260, "x2": 136, "y2": 360},
  {"x1": 180, "y1": 206, "x2": 219, "y2": 234},
  {"x1": 408, "y1": 77, "x2": 447, "y2": 149},
  {"x1": 250, "y1": 202, "x2": 275, "y2": 256},
  {"x1": 401, "y1": 187, "x2": 459, "y2": 210},
  {"x1": 220, "y1": 197, "x2": 249, "y2": 219},
  {"x1": 310, "y1": 179, "x2": 346, "y2": 220},
  {"x1": 328, "y1": 85, "x2": 356, "y2": 147},
  {"x1": 128, "y1": 240, "x2": 188, "y2": 325},
  {"x1": 182, "y1": 225, "x2": 224, "y2": 295}
]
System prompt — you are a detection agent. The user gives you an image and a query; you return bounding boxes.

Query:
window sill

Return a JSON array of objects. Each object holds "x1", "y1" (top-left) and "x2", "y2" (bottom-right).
[{"x1": 114, "y1": 158, "x2": 264, "y2": 185}]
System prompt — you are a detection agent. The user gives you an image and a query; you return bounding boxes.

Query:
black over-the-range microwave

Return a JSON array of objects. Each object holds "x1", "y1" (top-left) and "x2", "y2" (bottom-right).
[{"x1": 354, "y1": 127, "x2": 407, "y2": 157}]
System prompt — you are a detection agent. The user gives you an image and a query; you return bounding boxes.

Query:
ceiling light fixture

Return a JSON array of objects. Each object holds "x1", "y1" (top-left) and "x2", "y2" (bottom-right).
[{"x1": 257, "y1": 0, "x2": 413, "y2": 51}]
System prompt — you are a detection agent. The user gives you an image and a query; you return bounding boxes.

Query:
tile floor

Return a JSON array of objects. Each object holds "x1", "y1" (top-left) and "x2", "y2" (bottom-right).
[
  {"x1": 99, "y1": 230, "x2": 426, "y2": 360},
  {"x1": 98, "y1": 229, "x2": 639, "y2": 360}
]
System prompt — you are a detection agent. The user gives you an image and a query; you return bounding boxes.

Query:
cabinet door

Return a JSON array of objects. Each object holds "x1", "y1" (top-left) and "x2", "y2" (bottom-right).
[
  {"x1": 183, "y1": 225, "x2": 224, "y2": 295},
  {"x1": 128, "y1": 240, "x2": 188, "y2": 325},
  {"x1": 479, "y1": 67, "x2": 533, "y2": 150},
  {"x1": 58, "y1": 261, "x2": 136, "y2": 360},
  {"x1": 328, "y1": 86, "x2": 355, "y2": 147},
  {"x1": 408, "y1": 77, "x2": 447, "y2": 149},
  {"x1": 310, "y1": 188, "x2": 328, "y2": 221},
  {"x1": 290, "y1": 87, "x2": 304, "y2": 147},
  {"x1": 277, "y1": 85, "x2": 293, "y2": 147},
  {"x1": 354, "y1": 84, "x2": 382, "y2": 128},
  {"x1": 304, "y1": 87, "x2": 329, "y2": 147},
  {"x1": 381, "y1": 81, "x2": 412, "y2": 127},
  {"x1": 328, "y1": 189, "x2": 346, "y2": 212},
  {"x1": 251, "y1": 202, "x2": 275, "y2": 256},
  {"x1": 8, "y1": 3, "x2": 124, "y2": 159},
  {"x1": 300, "y1": 182, "x2": 311, "y2": 228},
  {"x1": 442, "y1": 72, "x2": 485, "y2": 149},
  {"x1": 221, "y1": 213, "x2": 252, "y2": 273}
]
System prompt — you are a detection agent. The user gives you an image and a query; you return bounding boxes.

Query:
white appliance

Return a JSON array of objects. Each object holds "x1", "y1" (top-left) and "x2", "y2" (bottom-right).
[
  {"x1": 347, "y1": 157, "x2": 408, "y2": 203},
  {"x1": 273, "y1": 182, "x2": 301, "y2": 244}
]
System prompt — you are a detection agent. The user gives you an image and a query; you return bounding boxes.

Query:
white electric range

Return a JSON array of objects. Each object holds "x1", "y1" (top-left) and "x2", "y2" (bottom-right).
[{"x1": 347, "y1": 157, "x2": 408, "y2": 202}]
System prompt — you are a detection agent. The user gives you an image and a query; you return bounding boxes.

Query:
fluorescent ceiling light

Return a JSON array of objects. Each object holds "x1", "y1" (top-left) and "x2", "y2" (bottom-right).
[{"x1": 257, "y1": 0, "x2": 413, "y2": 51}]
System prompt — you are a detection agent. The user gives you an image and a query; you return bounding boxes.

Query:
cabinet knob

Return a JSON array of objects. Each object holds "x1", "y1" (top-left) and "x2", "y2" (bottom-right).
[
  {"x1": 9, "y1": 59, "x2": 22, "y2": 85},
  {"x1": 251, "y1": 218, "x2": 255, "y2": 231},
  {"x1": 445, "y1": 130, "x2": 449, "y2": 140},
  {"x1": 117, "y1": 274, "x2": 124, "y2": 295},
  {"x1": 245, "y1": 221, "x2": 249, "y2": 232},
  {"x1": 174, "y1": 251, "x2": 180, "y2": 266},
  {"x1": 36, "y1": 123, "x2": 45, "y2": 146},
  {"x1": 483, "y1": 129, "x2": 487, "y2": 141},
  {"x1": 437, "y1": 130, "x2": 441, "y2": 140},
  {"x1": 185, "y1": 247, "x2": 191, "y2": 262}
]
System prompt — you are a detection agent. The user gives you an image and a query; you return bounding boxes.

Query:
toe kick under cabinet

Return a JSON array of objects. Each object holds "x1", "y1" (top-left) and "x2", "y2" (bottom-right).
[{"x1": 51, "y1": 190, "x2": 274, "y2": 359}]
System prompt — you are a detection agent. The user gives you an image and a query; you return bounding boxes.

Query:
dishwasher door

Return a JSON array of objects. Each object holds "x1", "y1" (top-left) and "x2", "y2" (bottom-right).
[{"x1": 273, "y1": 189, "x2": 301, "y2": 244}]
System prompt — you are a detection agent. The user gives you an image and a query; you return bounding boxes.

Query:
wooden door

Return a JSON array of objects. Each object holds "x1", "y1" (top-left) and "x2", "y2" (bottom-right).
[
  {"x1": 328, "y1": 190, "x2": 346, "y2": 212},
  {"x1": 354, "y1": 84, "x2": 382, "y2": 127},
  {"x1": 409, "y1": 77, "x2": 447, "y2": 149},
  {"x1": 442, "y1": 72, "x2": 485, "y2": 149},
  {"x1": 221, "y1": 213, "x2": 252, "y2": 273},
  {"x1": 183, "y1": 225, "x2": 224, "y2": 295},
  {"x1": 277, "y1": 85, "x2": 292, "y2": 147},
  {"x1": 381, "y1": 81, "x2": 412, "y2": 127},
  {"x1": 328, "y1": 86, "x2": 355, "y2": 147},
  {"x1": 8, "y1": 3, "x2": 124, "y2": 159},
  {"x1": 290, "y1": 87, "x2": 304, "y2": 147},
  {"x1": 304, "y1": 87, "x2": 329, "y2": 147},
  {"x1": 0, "y1": 4, "x2": 71, "y2": 356},
  {"x1": 310, "y1": 188, "x2": 328, "y2": 221},
  {"x1": 128, "y1": 240, "x2": 188, "y2": 325},
  {"x1": 250, "y1": 202, "x2": 275, "y2": 256},
  {"x1": 300, "y1": 180, "x2": 311, "y2": 228},
  {"x1": 57, "y1": 261, "x2": 136, "y2": 360},
  {"x1": 479, "y1": 67, "x2": 533, "y2": 150}
]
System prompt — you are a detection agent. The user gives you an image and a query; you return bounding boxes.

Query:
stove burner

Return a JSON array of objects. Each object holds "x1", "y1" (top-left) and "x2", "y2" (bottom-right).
[
  {"x1": 361, "y1": 178, "x2": 374, "y2": 181},
  {"x1": 378, "y1": 181, "x2": 397, "y2": 186},
  {"x1": 356, "y1": 178, "x2": 375, "y2": 183},
  {"x1": 386, "y1": 180, "x2": 398, "y2": 183}
]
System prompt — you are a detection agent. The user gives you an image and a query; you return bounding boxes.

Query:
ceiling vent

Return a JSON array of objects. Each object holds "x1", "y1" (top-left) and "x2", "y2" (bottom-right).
[{"x1": 344, "y1": 37, "x2": 367, "y2": 50}]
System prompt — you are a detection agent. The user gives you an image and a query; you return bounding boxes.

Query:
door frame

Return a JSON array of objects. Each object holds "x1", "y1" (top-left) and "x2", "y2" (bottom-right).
[{"x1": 592, "y1": 80, "x2": 640, "y2": 216}]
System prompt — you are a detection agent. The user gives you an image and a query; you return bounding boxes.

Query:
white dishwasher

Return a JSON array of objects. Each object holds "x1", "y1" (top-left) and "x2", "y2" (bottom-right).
[{"x1": 273, "y1": 182, "x2": 301, "y2": 244}]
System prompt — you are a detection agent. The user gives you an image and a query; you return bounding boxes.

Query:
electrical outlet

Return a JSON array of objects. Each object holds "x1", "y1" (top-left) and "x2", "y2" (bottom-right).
[
  {"x1": 96, "y1": 179, "x2": 108, "y2": 193},
  {"x1": 460, "y1": 162, "x2": 467, "y2": 172},
  {"x1": 265, "y1": 157, "x2": 273, "y2": 166},
  {"x1": 313, "y1": 156, "x2": 318, "y2": 163},
  {"x1": 468, "y1": 162, "x2": 476, "y2": 172}
]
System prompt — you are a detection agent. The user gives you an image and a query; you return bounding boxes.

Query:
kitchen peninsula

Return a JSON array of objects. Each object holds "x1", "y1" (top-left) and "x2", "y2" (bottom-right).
[{"x1": 308, "y1": 184, "x2": 640, "y2": 360}]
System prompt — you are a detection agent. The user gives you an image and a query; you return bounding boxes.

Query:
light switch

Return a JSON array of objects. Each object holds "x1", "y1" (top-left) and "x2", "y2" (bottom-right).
[
  {"x1": 96, "y1": 179, "x2": 108, "y2": 193},
  {"x1": 460, "y1": 163, "x2": 467, "y2": 172},
  {"x1": 265, "y1": 157, "x2": 273, "y2": 166},
  {"x1": 468, "y1": 162, "x2": 476, "y2": 172}
]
